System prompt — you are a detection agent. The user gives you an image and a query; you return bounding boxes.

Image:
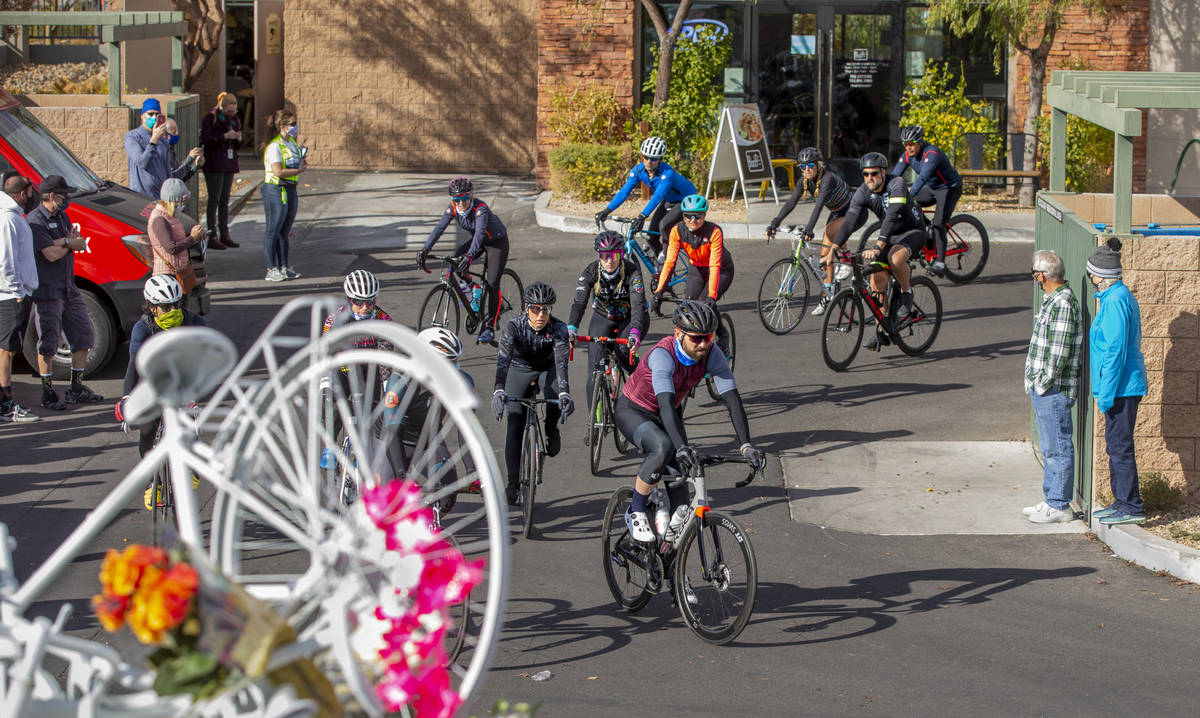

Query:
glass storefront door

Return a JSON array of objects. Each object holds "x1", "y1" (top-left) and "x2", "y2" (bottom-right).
[{"x1": 755, "y1": 4, "x2": 900, "y2": 181}]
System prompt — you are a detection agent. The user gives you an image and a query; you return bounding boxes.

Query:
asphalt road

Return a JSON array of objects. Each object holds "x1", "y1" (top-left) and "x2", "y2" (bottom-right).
[{"x1": 3, "y1": 171, "x2": 1197, "y2": 716}]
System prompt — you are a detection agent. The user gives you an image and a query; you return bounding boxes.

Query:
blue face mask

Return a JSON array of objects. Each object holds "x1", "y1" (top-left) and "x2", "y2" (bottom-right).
[
  {"x1": 167, "y1": 133, "x2": 180, "y2": 146},
  {"x1": 673, "y1": 336, "x2": 699, "y2": 366}
]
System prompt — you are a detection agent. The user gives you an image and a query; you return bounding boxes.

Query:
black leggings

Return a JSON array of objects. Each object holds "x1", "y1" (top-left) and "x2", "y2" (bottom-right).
[
  {"x1": 913, "y1": 184, "x2": 962, "y2": 262},
  {"x1": 204, "y1": 170, "x2": 235, "y2": 231},
  {"x1": 613, "y1": 395, "x2": 689, "y2": 506},
  {"x1": 502, "y1": 365, "x2": 563, "y2": 485},
  {"x1": 584, "y1": 314, "x2": 637, "y2": 408},
  {"x1": 648, "y1": 202, "x2": 682, "y2": 257},
  {"x1": 454, "y1": 233, "x2": 509, "y2": 331}
]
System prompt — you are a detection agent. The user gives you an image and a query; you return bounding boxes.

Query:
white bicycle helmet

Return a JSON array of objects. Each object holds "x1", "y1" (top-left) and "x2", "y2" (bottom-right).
[
  {"x1": 343, "y1": 269, "x2": 380, "y2": 301},
  {"x1": 640, "y1": 136, "x2": 667, "y2": 160},
  {"x1": 419, "y1": 326, "x2": 464, "y2": 360},
  {"x1": 143, "y1": 274, "x2": 183, "y2": 305}
]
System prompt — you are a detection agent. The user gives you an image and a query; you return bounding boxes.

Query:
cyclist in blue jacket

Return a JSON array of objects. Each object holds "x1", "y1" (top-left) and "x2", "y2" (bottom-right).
[
  {"x1": 595, "y1": 136, "x2": 696, "y2": 263},
  {"x1": 891, "y1": 125, "x2": 962, "y2": 276}
]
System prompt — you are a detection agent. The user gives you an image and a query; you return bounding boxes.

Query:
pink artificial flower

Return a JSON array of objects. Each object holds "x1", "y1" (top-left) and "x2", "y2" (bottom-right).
[
  {"x1": 410, "y1": 667, "x2": 461, "y2": 718},
  {"x1": 362, "y1": 480, "x2": 424, "y2": 529}
]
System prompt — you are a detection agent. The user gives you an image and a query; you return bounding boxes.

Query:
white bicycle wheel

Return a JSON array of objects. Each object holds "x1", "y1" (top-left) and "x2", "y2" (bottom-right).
[{"x1": 202, "y1": 298, "x2": 508, "y2": 716}]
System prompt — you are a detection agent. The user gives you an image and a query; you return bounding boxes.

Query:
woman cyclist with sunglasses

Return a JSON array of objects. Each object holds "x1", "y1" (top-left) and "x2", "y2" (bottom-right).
[
  {"x1": 764, "y1": 147, "x2": 861, "y2": 315},
  {"x1": 650, "y1": 194, "x2": 733, "y2": 352}
]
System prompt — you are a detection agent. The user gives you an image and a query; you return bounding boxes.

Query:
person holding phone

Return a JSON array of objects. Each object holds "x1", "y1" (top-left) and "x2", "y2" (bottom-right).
[
  {"x1": 261, "y1": 107, "x2": 306, "y2": 282},
  {"x1": 200, "y1": 91, "x2": 243, "y2": 249}
]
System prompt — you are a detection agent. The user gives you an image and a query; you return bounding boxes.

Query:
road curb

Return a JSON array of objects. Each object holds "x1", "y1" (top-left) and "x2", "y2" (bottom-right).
[
  {"x1": 1097, "y1": 522, "x2": 1200, "y2": 583},
  {"x1": 535, "y1": 190, "x2": 1034, "y2": 242}
]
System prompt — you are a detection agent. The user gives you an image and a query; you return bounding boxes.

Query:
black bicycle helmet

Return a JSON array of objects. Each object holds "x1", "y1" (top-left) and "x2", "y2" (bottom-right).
[
  {"x1": 859, "y1": 152, "x2": 888, "y2": 170},
  {"x1": 448, "y1": 176, "x2": 473, "y2": 196},
  {"x1": 594, "y1": 230, "x2": 623, "y2": 253},
  {"x1": 899, "y1": 125, "x2": 924, "y2": 143},
  {"x1": 523, "y1": 281, "x2": 556, "y2": 306},
  {"x1": 672, "y1": 299, "x2": 717, "y2": 335},
  {"x1": 797, "y1": 146, "x2": 822, "y2": 164}
]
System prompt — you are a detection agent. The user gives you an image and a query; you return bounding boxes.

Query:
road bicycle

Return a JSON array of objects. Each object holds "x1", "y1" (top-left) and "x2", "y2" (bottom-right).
[
  {"x1": 820, "y1": 248, "x2": 944, "y2": 371},
  {"x1": 573, "y1": 335, "x2": 633, "y2": 474},
  {"x1": 417, "y1": 252, "x2": 524, "y2": 337},
  {"x1": 657, "y1": 295, "x2": 736, "y2": 402},
  {"x1": 856, "y1": 208, "x2": 989, "y2": 284},
  {"x1": 505, "y1": 392, "x2": 560, "y2": 539},
  {"x1": 0, "y1": 297, "x2": 509, "y2": 717},
  {"x1": 756, "y1": 224, "x2": 853, "y2": 334},
  {"x1": 600, "y1": 453, "x2": 764, "y2": 645},
  {"x1": 598, "y1": 216, "x2": 689, "y2": 295}
]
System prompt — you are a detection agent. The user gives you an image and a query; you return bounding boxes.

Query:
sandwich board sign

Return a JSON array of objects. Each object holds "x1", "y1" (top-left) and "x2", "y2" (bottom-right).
[{"x1": 705, "y1": 103, "x2": 776, "y2": 208}]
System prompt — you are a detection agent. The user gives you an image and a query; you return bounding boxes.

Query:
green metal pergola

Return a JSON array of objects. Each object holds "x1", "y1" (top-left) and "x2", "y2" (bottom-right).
[
  {"x1": 1047, "y1": 70, "x2": 1200, "y2": 233},
  {"x1": 0, "y1": 11, "x2": 187, "y2": 107}
]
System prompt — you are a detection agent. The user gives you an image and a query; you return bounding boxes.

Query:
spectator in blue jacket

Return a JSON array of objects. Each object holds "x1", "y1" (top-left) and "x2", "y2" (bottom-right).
[
  {"x1": 595, "y1": 136, "x2": 696, "y2": 263},
  {"x1": 892, "y1": 125, "x2": 962, "y2": 276},
  {"x1": 124, "y1": 98, "x2": 202, "y2": 199},
  {"x1": 1087, "y1": 238, "x2": 1149, "y2": 526}
]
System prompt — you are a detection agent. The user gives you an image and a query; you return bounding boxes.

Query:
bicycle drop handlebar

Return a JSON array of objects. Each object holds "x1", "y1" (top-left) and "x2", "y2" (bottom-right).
[{"x1": 664, "y1": 453, "x2": 765, "y2": 490}]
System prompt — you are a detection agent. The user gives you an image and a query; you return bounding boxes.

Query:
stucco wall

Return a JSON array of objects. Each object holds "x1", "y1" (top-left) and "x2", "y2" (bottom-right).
[
  {"x1": 22, "y1": 96, "x2": 135, "y2": 186},
  {"x1": 282, "y1": 0, "x2": 538, "y2": 174}
]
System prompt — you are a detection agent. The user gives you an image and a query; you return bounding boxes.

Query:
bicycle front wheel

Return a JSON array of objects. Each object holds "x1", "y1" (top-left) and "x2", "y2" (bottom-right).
[
  {"x1": 418, "y1": 284, "x2": 461, "y2": 334},
  {"x1": 821, "y1": 289, "x2": 864, "y2": 371},
  {"x1": 495, "y1": 269, "x2": 524, "y2": 328},
  {"x1": 757, "y1": 257, "x2": 811, "y2": 334},
  {"x1": 150, "y1": 462, "x2": 174, "y2": 547},
  {"x1": 673, "y1": 509, "x2": 757, "y2": 645},
  {"x1": 600, "y1": 485, "x2": 654, "y2": 613},
  {"x1": 890, "y1": 275, "x2": 943, "y2": 356},
  {"x1": 520, "y1": 419, "x2": 539, "y2": 539},
  {"x1": 588, "y1": 374, "x2": 607, "y2": 476},
  {"x1": 706, "y1": 313, "x2": 736, "y2": 400},
  {"x1": 943, "y1": 214, "x2": 989, "y2": 284}
]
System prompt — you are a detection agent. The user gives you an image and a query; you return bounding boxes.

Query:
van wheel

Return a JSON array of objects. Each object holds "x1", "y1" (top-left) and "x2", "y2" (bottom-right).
[{"x1": 22, "y1": 289, "x2": 117, "y2": 380}]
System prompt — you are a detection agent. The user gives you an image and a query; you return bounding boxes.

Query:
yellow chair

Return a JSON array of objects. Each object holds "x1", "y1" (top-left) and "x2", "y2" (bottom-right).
[{"x1": 758, "y1": 158, "x2": 798, "y2": 199}]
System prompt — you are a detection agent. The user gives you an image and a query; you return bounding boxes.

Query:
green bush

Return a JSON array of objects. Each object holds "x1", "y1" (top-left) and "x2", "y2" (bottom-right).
[
  {"x1": 1139, "y1": 472, "x2": 1184, "y2": 512},
  {"x1": 638, "y1": 24, "x2": 731, "y2": 173},
  {"x1": 546, "y1": 85, "x2": 633, "y2": 145},
  {"x1": 899, "y1": 60, "x2": 1002, "y2": 168},
  {"x1": 1035, "y1": 113, "x2": 1113, "y2": 193},
  {"x1": 547, "y1": 143, "x2": 637, "y2": 201}
]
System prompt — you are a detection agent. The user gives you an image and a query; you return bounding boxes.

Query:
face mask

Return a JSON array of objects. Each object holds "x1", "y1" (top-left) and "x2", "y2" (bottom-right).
[
  {"x1": 155, "y1": 308, "x2": 184, "y2": 330},
  {"x1": 167, "y1": 133, "x2": 181, "y2": 146},
  {"x1": 351, "y1": 308, "x2": 373, "y2": 321},
  {"x1": 145, "y1": 115, "x2": 158, "y2": 130},
  {"x1": 286, "y1": 125, "x2": 298, "y2": 139},
  {"x1": 59, "y1": 197, "x2": 70, "y2": 211},
  {"x1": 20, "y1": 191, "x2": 38, "y2": 213}
]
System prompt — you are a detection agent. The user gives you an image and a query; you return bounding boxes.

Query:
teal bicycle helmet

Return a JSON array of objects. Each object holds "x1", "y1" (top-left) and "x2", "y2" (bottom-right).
[{"x1": 680, "y1": 194, "x2": 709, "y2": 214}]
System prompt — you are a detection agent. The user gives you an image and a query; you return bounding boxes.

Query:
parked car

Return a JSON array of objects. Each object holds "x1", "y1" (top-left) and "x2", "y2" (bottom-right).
[{"x1": 0, "y1": 91, "x2": 201, "y2": 377}]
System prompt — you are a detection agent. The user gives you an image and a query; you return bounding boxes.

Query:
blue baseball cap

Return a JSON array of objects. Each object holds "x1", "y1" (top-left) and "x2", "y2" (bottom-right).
[{"x1": 141, "y1": 98, "x2": 161, "y2": 114}]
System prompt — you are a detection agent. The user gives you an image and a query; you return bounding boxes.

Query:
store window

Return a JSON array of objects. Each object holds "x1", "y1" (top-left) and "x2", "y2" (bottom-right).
[{"x1": 639, "y1": 2, "x2": 746, "y2": 105}]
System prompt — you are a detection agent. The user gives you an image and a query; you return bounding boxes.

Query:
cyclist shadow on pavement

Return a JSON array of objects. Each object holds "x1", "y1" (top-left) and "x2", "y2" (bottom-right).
[
  {"x1": 740, "y1": 383, "x2": 969, "y2": 412},
  {"x1": 524, "y1": 491, "x2": 614, "y2": 542},
  {"x1": 739, "y1": 565, "x2": 1096, "y2": 647}
]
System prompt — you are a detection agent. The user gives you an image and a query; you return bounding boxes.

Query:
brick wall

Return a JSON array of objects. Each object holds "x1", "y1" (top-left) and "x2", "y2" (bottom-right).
[
  {"x1": 23, "y1": 97, "x2": 136, "y2": 185},
  {"x1": 1009, "y1": 0, "x2": 1151, "y2": 188},
  {"x1": 536, "y1": 0, "x2": 635, "y2": 188},
  {"x1": 281, "y1": 0, "x2": 538, "y2": 174},
  {"x1": 1091, "y1": 234, "x2": 1200, "y2": 503}
]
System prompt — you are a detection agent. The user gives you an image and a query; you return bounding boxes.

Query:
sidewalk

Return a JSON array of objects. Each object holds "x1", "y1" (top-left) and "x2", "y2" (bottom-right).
[
  {"x1": 537, "y1": 185, "x2": 1199, "y2": 584},
  {"x1": 534, "y1": 189, "x2": 1037, "y2": 242}
]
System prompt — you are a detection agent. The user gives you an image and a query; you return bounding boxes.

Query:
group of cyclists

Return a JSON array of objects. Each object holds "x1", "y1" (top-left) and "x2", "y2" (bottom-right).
[{"x1": 117, "y1": 120, "x2": 960, "y2": 545}]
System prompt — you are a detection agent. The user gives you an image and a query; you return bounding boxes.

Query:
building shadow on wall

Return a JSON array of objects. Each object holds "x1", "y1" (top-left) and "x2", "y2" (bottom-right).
[
  {"x1": 308, "y1": 2, "x2": 537, "y2": 173},
  {"x1": 1163, "y1": 311, "x2": 1199, "y2": 503}
]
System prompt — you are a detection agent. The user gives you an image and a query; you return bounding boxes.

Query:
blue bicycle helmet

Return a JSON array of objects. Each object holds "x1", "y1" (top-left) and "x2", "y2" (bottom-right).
[{"x1": 680, "y1": 194, "x2": 709, "y2": 214}]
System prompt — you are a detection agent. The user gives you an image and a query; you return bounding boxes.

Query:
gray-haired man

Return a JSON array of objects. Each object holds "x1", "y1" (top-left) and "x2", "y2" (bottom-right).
[{"x1": 1023, "y1": 249, "x2": 1082, "y2": 523}]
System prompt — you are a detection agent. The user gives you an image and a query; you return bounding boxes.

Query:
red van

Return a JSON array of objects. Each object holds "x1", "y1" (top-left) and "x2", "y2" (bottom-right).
[{"x1": 0, "y1": 91, "x2": 199, "y2": 376}]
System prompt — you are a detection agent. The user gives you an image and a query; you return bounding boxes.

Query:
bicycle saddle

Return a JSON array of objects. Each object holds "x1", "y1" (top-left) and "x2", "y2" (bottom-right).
[{"x1": 124, "y1": 327, "x2": 238, "y2": 424}]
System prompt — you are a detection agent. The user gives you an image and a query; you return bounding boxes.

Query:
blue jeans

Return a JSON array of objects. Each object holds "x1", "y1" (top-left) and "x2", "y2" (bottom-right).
[
  {"x1": 1104, "y1": 395, "x2": 1143, "y2": 514},
  {"x1": 1030, "y1": 389, "x2": 1075, "y2": 511},
  {"x1": 261, "y1": 183, "x2": 298, "y2": 269}
]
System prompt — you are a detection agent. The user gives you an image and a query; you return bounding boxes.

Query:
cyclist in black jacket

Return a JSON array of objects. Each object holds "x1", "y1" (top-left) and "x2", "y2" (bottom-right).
[
  {"x1": 892, "y1": 125, "x2": 962, "y2": 276},
  {"x1": 416, "y1": 176, "x2": 509, "y2": 345},
  {"x1": 568, "y1": 230, "x2": 649, "y2": 408},
  {"x1": 832, "y1": 152, "x2": 926, "y2": 351},
  {"x1": 765, "y1": 147, "x2": 862, "y2": 315},
  {"x1": 491, "y1": 282, "x2": 575, "y2": 505}
]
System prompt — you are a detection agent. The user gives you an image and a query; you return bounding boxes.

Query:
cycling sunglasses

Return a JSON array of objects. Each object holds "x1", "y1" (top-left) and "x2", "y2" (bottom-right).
[
  {"x1": 862, "y1": 169, "x2": 883, "y2": 178},
  {"x1": 683, "y1": 332, "x2": 713, "y2": 344},
  {"x1": 683, "y1": 213, "x2": 706, "y2": 221},
  {"x1": 451, "y1": 193, "x2": 472, "y2": 203},
  {"x1": 350, "y1": 297, "x2": 375, "y2": 308},
  {"x1": 799, "y1": 161, "x2": 817, "y2": 170},
  {"x1": 527, "y1": 304, "x2": 551, "y2": 315},
  {"x1": 598, "y1": 250, "x2": 622, "y2": 261}
]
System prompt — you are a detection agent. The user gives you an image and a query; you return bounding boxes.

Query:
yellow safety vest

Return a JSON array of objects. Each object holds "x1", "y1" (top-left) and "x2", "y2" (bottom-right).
[{"x1": 263, "y1": 136, "x2": 300, "y2": 192}]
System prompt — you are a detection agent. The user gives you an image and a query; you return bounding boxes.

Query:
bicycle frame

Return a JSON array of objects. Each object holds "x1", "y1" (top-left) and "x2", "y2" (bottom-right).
[
  {"x1": 428, "y1": 253, "x2": 487, "y2": 321},
  {"x1": 658, "y1": 455, "x2": 759, "y2": 554}
]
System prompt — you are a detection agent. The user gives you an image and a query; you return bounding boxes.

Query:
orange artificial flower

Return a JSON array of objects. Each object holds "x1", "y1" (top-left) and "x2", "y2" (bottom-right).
[
  {"x1": 124, "y1": 563, "x2": 168, "y2": 644},
  {"x1": 98, "y1": 545, "x2": 168, "y2": 598},
  {"x1": 92, "y1": 594, "x2": 129, "y2": 632},
  {"x1": 125, "y1": 562, "x2": 197, "y2": 645}
]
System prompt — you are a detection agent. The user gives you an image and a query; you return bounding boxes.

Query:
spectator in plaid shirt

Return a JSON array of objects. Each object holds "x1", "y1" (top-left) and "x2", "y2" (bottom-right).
[{"x1": 1022, "y1": 249, "x2": 1082, "y2": 524}]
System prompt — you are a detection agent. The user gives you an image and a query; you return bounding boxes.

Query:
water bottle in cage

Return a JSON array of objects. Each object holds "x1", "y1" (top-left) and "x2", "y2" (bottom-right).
[
  {"x1": 471, "y1": 284, "x2": 483, "y2": 312},
  {"x1": 458, "y1": 278, "x2": 472, "y2": 297},
  {"x1": 652, "y1": 487, "x2": 670, "y2": 540}
]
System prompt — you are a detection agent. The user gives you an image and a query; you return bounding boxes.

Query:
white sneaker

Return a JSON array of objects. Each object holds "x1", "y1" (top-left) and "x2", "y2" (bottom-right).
[
  {"x1": 811, "y1": 294, "x2": 830, "y2": 316},
  {"x1": 264, "y1": 267, "x2": 285, "y2": 282},
  {"x1": 627, "y1": 510, "x2": 655, "y2": 542},
  {"x1": 1022, "y1": 500, "x2": 1048, "y2": 516},
  {"x1": 1028, "y1": 503, "x2": 1074, "y2": 524}
]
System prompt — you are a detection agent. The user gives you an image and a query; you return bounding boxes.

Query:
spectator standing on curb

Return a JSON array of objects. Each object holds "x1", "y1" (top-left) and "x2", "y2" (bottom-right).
[
  {"x1": 1087, "y1": 238, "x2": 1149, "y2": 526},
  {"x1": 0, "y1": 175, "x2": 41, "y2": 423},
  {"x1": 124, "y1": 100, "x2": 203, "y2": 200},
  {"x1": 28, "y1": 175, "x2": 103, "y2": 411},
  {"x1": 261, "y1": 108, "x2": 305, "y2": 282},
  {"x1": 199, "y1": 92, "x2": 242, "y2": 250},
  {"x1": 1023, "y1": 249, "x2": 1082, "y2": 524},
  {"x1": 148, "y1": 179, "x2": 205, "y2": 285}
]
